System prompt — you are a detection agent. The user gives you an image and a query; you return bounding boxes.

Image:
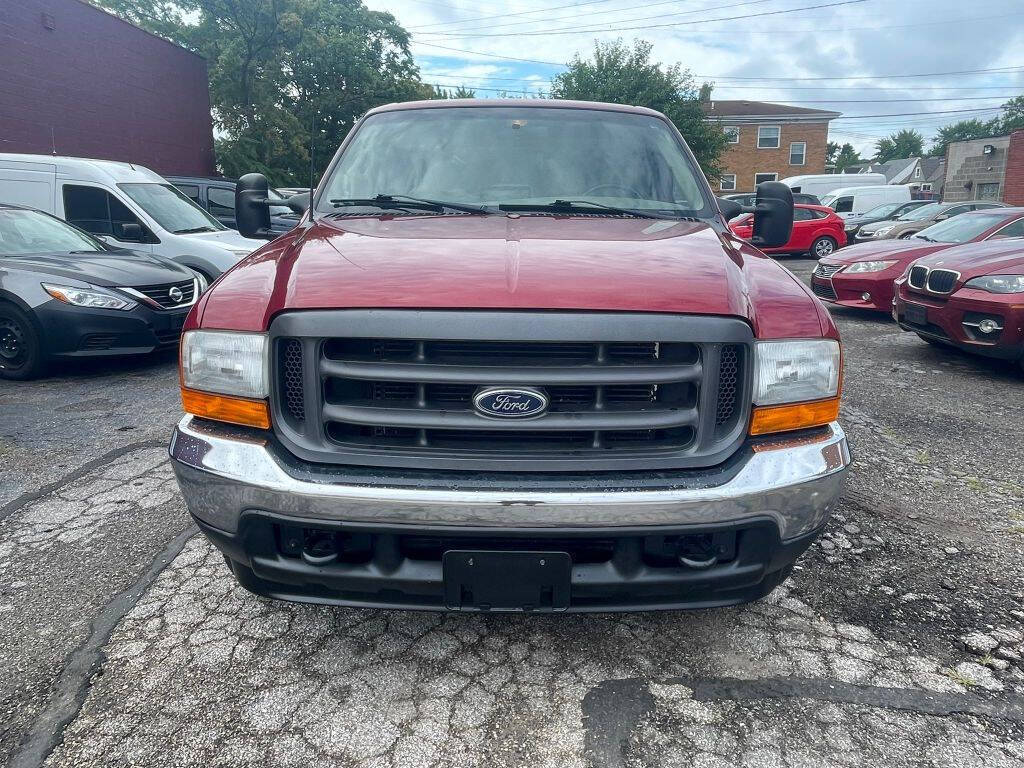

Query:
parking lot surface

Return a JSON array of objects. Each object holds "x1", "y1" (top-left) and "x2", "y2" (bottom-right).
[{"x1": 2, "y1": 257, "x2": 1024, "y2": 768}]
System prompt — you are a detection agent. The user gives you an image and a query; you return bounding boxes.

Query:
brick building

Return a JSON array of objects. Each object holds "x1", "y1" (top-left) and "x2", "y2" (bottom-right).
[
  {"x1": 943, "y1": 131, "x2": 1024, "y2": 205},
  {"x1": 0, "y1": 0, "x2": 215, "y2": 175},
  {"x1": 702, "y1": 101, "x2": 841, "y2": 193}
]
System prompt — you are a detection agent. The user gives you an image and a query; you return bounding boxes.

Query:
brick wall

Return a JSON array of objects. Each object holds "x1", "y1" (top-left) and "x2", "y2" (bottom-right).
[
  {"x1": 1004, "y1": 131, "x2": 1024, "y2": 206},
  {"x1": 0, "y1": 0, "x2": 215, "y2": 175},
  {"x1": 942, "y1": 134, "x2": 1011, "y2": 203},
  {"x1": 715, "y1": 121, "x2": 831, "y2": 193}
]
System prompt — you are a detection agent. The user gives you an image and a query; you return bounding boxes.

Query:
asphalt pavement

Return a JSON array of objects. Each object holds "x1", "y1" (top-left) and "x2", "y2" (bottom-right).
[{"x1": 2, "y1": 256, "x2": 1024, "y2": 768}]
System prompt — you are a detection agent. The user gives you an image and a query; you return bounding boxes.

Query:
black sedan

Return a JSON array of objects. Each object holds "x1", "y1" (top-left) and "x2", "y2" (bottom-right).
[{"x1": 0, "y1": 204, "x2": 204, "y2": 380}]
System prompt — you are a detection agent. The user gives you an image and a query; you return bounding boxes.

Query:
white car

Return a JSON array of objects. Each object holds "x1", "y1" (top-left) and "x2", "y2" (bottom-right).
[{"x1": 0, "y1": 153, "x2": 264, "y2": 279}]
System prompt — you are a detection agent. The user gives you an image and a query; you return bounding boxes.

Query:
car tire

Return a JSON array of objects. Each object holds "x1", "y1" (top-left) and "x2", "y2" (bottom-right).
[
  {"x1": 0, "y1": 303, "x2": 46, "y2": 380},
  {"x1": 810, "y1": 236, "x2": 837, "y2": 258}
]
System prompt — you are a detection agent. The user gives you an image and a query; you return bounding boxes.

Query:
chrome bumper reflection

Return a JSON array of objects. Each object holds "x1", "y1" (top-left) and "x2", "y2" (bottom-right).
[{"x1": 169, "y1": 415, "x2": 851, "y2": 541}]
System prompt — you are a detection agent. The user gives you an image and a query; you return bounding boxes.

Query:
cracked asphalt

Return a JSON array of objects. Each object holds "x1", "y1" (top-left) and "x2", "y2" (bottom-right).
[{"x1": 2, "y1": 256, "x2": 1024, "y2": 767}]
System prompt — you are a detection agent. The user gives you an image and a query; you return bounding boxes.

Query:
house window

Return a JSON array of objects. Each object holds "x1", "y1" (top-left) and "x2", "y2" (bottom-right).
[
  {"x1": 789, "y1": 142, "x2": 806, "y2": 165},
  {"x1": 757, "y1": 126, "x2": 781, "y2": 149},
  {"x1": 921, "y1": 183, "x2": 932, "y2": 192},
  {"x1": 914, "y1": 166, "x2": 922, "y2": 178},
  {"x1": 719, "y1": 174, "x2": 737, "y2": 191},
  {"x1": 754, "y1": 172, "x2": 778, "y2": 186},
  {"x1": 976, "y1": 182, "x2": 1000, "y2": 200},
  {"x1": 724, "y1": 126, "x2": 740, "y2": 144}
]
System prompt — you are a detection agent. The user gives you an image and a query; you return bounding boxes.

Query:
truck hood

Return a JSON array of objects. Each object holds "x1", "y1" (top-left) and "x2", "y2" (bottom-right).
[
  {"x1": 913, "y1": 238, "x2": 1024, "y2": 278},
  {"x1": 826, "y1": 238, "x2": 949, "y2": 265},
  {"x1": 0, "y1": 249, "x2": 194, "y2": 287},
  {"x1": 197, "y1": 214, "x2": 829, "y2": 338}
]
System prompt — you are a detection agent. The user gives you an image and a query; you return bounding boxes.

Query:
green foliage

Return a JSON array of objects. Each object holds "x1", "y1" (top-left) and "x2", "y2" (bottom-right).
[
  {"x1": 928, "y1": 119, "x2": 997, "y2": 156},
  {"x1": 97, "y1": 0, "x2": 429, "y2": 186},
  {"x1": 429, "y1": 86, "x2": 479, "y2": 99},
  {"x1": 874, "y1": 129, "x2": 924, "y2": 163},
  {"x1": 828, "y1": 142, "x2": 861, "y2": 173},
  {"x1": 550, "y1": 40, "x2": 729, "y2": 179},
  {"x1": 996, "y1": 95, "x2": 1024, "y2": 134}
]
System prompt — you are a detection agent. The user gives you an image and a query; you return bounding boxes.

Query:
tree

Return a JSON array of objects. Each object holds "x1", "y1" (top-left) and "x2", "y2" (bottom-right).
[
  {"x1": 994, "y1": 95, "x2": 1024, "y2": 135},
  {"x1": 874, "y1": 129, "x2": 924, "y2": 163},
  {"x1": 928, "y1": 119, "x2": 999, "y2": 157},
  {"x1": 550, "y1": 40, "x2": 729, "y2": 179},
  {"x1": 97, "y1": 0, "x2": 430, "y2": 185},
  {"x1": 829, "y1": 142, "x2": 861, "y2": 173}
]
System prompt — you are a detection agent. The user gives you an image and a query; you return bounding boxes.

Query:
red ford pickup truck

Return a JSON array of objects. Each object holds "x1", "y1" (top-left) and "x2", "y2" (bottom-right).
[{"x1": 169, "y1": 100, "x2": 849, "y2": 612}]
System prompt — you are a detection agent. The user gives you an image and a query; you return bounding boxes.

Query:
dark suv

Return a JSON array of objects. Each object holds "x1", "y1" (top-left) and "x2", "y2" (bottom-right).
[{"x1": 167, "y1": 177, "x2": 301, "y2": 235}]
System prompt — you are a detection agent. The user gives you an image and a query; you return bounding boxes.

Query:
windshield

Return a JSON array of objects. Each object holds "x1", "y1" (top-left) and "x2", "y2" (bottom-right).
[
  {"x1": 899, "y1": 202, "x2": 944, "y2": 221},
  {"x1": 861, "y1": 202, "x2": 901, "y2": 219},
  {"x1": 118, "y1": 183, "x2": 226, "y2": 234},
  {"x1": 914, "y1": 213, "x2": 1008, "y2": 244},
  {"x1": 317, "y1": 107, "x2": 711, "y2": 217},
  {"x1": 0, "y1": 208, "x2": 104, "y2": 255}
]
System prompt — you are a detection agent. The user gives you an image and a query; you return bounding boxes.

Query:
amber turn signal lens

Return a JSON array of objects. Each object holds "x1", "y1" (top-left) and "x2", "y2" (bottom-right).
[
  {"x1": 181, "y1": 388, "x2": 271, "y2": 429},
  {"x1": 749, "y1": 397, "x2": 840, "y2": 436}
]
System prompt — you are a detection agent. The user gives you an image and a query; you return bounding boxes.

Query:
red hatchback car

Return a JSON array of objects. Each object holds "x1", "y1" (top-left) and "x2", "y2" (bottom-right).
[
  {"x1": 894, "y1": 238, "x2": 1024, "y2": 371},
  {"x1": 812, "y1": 208, "x2": 1024, "y2": 312},
  {"x1": 731, "y1": 204, "x2": 846, "y2": 258}
]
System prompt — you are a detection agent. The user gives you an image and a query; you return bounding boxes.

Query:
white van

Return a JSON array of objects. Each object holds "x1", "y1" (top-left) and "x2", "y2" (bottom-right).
[
  {"x1": 819, "y1": 185, "x2": 912, "y2": 219},
  {"x1": 781, "y1": 173, "x2": 887, "y2": 199},
  {"x1": 0, "y1": 154, "x2": 263, "y2": 279}
]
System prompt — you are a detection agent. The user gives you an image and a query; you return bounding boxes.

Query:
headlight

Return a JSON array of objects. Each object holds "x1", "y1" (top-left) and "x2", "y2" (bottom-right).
[
  {"x1": 844, "y1": 224, "x2": 858, "y2": 232},
  {"x1": 754, "y1": 339, "x2": 841, "y2": 406},
  {"x1": 872, "y1": 226, "x2": 894, "y2": 237},
  {"x1": 180, "y1": 330, "x2": 268, "y2": 398},
  {"x1": 844, "y1": 260, "x2": 897, "y2": 274},
  {"x1": 193, "y1": 271, "x2": 209, "y2": 293},
  {"x1": 42, "y1": 283, "x2": 135, "y2": 310},
  {"x1": 964, "y1": 274, "x2": 1024, "y2": 294}
]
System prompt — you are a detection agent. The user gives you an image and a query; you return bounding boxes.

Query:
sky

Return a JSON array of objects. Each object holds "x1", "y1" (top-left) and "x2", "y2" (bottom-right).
[{"x1": 362, "y1": 0, "x2": 1024, "y2": 157}]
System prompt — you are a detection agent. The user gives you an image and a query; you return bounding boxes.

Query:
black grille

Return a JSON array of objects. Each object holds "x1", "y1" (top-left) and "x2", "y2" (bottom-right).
[
  {"x1": 270, "y1": 312, "x2": 753, "y2": 472},
  {"x1": 715, "y1": 345, "x2": 742, "y2": 426},
  {"x1": 926, "y1": 269, "x2": 958, "y2": 294},
  {"x1": 80, "y1": 334, "x2": 117, "y2": 350},
  {"x1": 811, "y1": 281, "x2": 837, "y2": 300},
  {"x1": 280, "y1": 339, "x2": 305, "y2": 422},
  {"x1": 813, "y1": 263, "x2": 843, "y2": 279},
  {"x1": 132, "y1": 279, "x2": 195, "y2": 309},
  {"x1": 908, "y1": 266, "x2": 928, "y2": 290}
]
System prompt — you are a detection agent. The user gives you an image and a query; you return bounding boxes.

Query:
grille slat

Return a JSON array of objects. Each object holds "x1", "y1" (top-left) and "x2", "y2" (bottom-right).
[
  {"x1": 813, "y1": 263, "x2": 843, "y2": 279},
  {"x1": 908, "y1": 265, "x2": 928, "y2": 290},
  {"x1": 271, "y1": 317, "x2": 752, "y2": 471},
  {"x1": 926, "y1": 269, "x2": 958, "y2": 294},
  {"x1": 811, "y1": 281, "x2": 837, "y2": 300},
  {"x1": 132, "y1": 279, "x2": 195, "y2": 309}
]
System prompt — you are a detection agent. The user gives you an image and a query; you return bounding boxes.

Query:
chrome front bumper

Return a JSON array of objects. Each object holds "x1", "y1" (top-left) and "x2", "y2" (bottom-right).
[{"x1": 169, "y1": 416, "x2": 851, "y2": 541}]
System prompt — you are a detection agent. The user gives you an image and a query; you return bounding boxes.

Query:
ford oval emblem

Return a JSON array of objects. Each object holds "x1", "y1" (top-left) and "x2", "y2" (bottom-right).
[{"x1": 473, "y1": 387, "x2": 549, "y2": 419}]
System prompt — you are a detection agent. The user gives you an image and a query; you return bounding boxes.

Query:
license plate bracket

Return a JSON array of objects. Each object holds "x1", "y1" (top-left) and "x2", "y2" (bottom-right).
[
  {"x1": 904, "y1": 302, "x2": 927, "y2": 326},
  {"x1": 442, "y1": 550, "x2": 571, "y2": 612}
]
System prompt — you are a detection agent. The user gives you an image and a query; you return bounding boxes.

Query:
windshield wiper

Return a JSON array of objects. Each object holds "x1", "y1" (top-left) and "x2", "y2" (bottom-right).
[
  {"x1": 914, "y1": 234, "x2": 936, "y2": 242},
  {"x1": 497, "y1": 199, "x2": 677, "y2": 220},
  {"x1": 329, "y1": 194, "x2": 492, "y2": 215},
  {"x1": 174, "y1": 226, "x2": 217, "y2": 234}
]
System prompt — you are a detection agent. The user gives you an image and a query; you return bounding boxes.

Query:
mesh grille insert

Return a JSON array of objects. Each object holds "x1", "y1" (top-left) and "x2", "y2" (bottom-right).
[
  {"x1": 280, "y1": 339, "x2": 305, "y2": 422},
  {"x1": 715, "y1": 345, "x2": 742, "y2": 426}
]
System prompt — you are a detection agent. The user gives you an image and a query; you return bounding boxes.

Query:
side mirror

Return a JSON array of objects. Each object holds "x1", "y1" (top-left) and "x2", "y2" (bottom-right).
[
  {"x1": 751, "y1": 181, "x2": 794, "y2": 248},
  {"x1": 236, "y1": 173, "x2": 275, "y2": 239},
  {"x1": 716, "y1": 197, "x2": 744, "y2": 221},
  {"x1": 286, "y1": 191, "x2": 310, "y2": 215},
  {"x1": 119, "y1": 222, "x2": 144, "y2": 242},
  {"x1": 934, "y1": 213, "x2": 949, "y2": 221}
]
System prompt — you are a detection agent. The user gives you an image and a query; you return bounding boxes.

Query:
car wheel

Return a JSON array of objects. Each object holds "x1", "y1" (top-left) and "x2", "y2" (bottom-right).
[
  {"x1": 810, "y1": 236, "x2": 837, "y2": 258},
  {"x1": 0, "y1": 303, "x2": 45, "y2": 380}
]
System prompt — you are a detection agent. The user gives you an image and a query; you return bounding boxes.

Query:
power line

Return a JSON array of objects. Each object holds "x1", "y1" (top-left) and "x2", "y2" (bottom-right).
[
  {"x1": 416, "y1": 0, "x2": 775, "y2": 36},
  {"x1": 415, "y1": 0, "x2": 868, "y2": 38},
  {"x1": 408, "y1": 0, "x2": 680, "y2": 31}
]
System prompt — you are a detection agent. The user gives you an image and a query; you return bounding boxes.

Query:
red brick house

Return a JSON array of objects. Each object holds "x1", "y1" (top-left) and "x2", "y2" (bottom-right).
[
  {"x1": 0, "y1": 0, "x2": 215, "y2": 175},
  {"x1": 703, "y1": 100, "x2": 841, "y2": 193}
]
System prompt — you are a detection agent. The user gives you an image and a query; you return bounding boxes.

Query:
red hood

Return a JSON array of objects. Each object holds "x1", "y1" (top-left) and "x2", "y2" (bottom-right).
[
  {"x1": 913, "y1": 238, "x2": 1024, "y2": 278},
  {"x1": 195, "y1": 215, "x2": 831, "y2": 339},
  {"x1": 825, "y1": 238, "x2": 950, "y2": 265}
]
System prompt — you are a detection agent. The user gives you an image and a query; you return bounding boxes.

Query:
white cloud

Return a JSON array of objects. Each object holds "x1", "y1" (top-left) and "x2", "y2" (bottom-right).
[{"x1": 366, "y1": 0, "x2": 1024, "y2": 151}]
